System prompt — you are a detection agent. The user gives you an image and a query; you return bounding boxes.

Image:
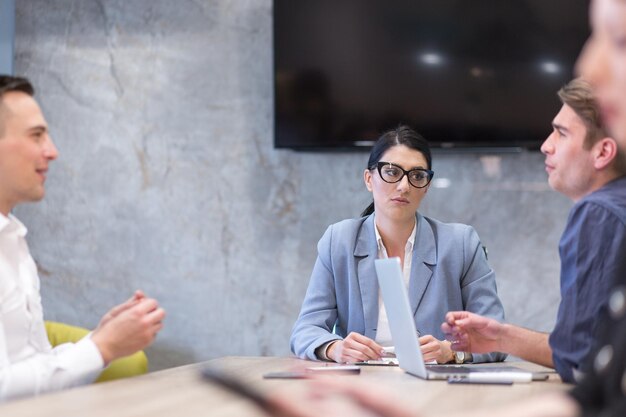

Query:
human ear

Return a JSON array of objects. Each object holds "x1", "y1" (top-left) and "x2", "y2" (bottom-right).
[
  {"x1": 364, "y1": 169, "x2": 373, "y2": 192},
  {"x1": 593, "y1": 137, "x2": 618, "y2": 170}
]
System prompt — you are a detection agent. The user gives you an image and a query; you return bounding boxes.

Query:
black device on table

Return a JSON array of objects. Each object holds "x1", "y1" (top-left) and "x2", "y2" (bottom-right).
[{"x1": 201, "y1": 366, "x2": 272, "y2": 412}]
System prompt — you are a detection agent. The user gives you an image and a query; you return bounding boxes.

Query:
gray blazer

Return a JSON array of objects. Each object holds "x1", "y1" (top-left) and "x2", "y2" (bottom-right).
[{"x1": 290, "y1": 213, "x2": 506, "y2": 363}]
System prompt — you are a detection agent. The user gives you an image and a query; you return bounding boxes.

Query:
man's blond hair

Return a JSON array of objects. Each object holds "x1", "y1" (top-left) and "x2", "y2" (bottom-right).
[{"x1": 557, "y1": 78, "x2": 608, "y2": 149}]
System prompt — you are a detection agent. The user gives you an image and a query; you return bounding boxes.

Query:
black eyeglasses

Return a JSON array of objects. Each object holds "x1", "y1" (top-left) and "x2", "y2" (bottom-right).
[{"x1": 376, "y1": 162, "x2": 434, "y2": 188}]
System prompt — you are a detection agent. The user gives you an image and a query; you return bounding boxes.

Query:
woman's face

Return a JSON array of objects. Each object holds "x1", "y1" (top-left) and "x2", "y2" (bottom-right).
[
  {"x1": 577, "y1": 0, "x2": 626, "y2": 144},
  {"x1": 364, "y1": 144, "x2": 430, "y2": 223}
]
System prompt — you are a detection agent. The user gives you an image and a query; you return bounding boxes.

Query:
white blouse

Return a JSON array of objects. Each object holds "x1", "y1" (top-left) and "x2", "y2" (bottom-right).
[{"x1": 373, "y1": 216, "x2": 416, "y2": 346}]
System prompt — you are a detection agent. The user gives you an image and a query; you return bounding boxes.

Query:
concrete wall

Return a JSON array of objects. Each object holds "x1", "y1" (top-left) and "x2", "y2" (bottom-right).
[
  {"x1": 13, "y1": 0, "x2": 571, "y2": 370},
  {"x1": 0, "y1": 0, "x2": 15, "y2": 74}
]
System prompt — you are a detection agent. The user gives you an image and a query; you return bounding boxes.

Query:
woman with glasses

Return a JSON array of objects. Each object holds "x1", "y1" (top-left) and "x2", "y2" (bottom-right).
[{"x1": 290, "y1": 125, "x2": 505, "y2": 364}]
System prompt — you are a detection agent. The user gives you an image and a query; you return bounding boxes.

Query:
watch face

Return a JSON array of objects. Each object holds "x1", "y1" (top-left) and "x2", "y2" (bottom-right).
[{"x1": 455, "y1": 352, "x2": 465, "y2": 363}]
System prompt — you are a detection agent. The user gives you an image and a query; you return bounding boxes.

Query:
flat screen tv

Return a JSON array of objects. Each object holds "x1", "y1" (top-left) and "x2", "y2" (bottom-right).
[{"x1": 274, "y1": 0, "x2": 590, "y2": 151}]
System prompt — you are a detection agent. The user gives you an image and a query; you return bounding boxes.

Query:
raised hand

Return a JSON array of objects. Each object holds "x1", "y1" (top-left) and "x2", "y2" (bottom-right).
[
  {"x1": 92, "y1": 294, "x2": 165, "y2": 365},
  {"x1": 441, "y1": 311, "x2": 503, "y2": 353},
  {"x1": 96, "y1": 290, "x2": 146, "y2": 329}
]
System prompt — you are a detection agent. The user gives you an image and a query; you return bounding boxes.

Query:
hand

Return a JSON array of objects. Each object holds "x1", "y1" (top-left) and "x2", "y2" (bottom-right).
[
  {"x1": 269, "y1": 380, "x2": 578, "y2": 417},
  {"x1": 418, "y1": 335, "x2": 453, "y2": 363},
  {"x1": 441, "y1": 311, "x2": 504, "y2": 353},
  {"x1": 96, "y1": 290, "x2": 146, "y2": 329},
  {"x1": 269, "y1": 377, "x2": 418, "y2": 417},
  {"x1": 327, "y1": 332, "x2": 383, "y2": 364},
  {"x1": 92, "y1": 296, "x2": 165, "y2": 365}
]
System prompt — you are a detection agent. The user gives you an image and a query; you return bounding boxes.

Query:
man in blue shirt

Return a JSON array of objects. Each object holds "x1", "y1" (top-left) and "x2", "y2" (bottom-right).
[{"x1": 441, "y1": 78, "x2": 626, "y2": 383}]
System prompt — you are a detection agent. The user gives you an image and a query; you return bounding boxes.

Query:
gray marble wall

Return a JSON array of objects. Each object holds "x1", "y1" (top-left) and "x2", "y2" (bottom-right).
[{"x1": 13, "y1": 0, "x2": 572, "y2": 370}]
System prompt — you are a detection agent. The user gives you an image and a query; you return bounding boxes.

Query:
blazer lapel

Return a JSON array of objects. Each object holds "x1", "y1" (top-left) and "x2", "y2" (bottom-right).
[
  {"x1": 354, "y1": 215, "x2": 379, "y2": 340},
  {"x1": 408, "y1": 213, "x2": 436, "y2": 316}
]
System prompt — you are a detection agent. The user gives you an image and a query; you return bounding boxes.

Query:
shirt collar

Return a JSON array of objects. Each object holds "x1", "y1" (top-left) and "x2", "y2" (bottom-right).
[
  {"x1": 373, "y1": 213, "x2": 417, "y2": 254},
  {"x1": 0, "y1": 212, "x2": 28, "y2": 237}
]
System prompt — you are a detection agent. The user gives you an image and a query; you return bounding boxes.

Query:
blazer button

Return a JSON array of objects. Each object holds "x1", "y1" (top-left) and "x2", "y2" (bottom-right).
[
  {"x1": 609, "y1": 287, "x2": 626, "y2": 319},
  {"x1": 594, "y1": 345, "x2": 613, "y2": 374}
]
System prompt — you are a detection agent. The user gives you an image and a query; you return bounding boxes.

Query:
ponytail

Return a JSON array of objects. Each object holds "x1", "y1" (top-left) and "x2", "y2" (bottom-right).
[{"x1": 361, "y1": 201, "x2": 375, "y2": 217}]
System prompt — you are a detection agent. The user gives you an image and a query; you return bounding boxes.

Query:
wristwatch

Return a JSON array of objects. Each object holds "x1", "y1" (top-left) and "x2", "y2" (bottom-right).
[{"x1": 454, "y1": 351, "x2": 466, "y2": 364}]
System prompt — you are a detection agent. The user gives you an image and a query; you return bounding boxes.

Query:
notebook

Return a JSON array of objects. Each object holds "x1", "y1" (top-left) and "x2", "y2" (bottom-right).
[{"x1": 374, "y1": 257, "x2": 544, "y2": 381}]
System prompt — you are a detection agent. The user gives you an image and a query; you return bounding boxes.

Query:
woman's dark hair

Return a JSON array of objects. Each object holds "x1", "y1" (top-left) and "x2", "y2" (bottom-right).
[{"x1": 361, "y1": 125, "x2": 432, "y2": 217}]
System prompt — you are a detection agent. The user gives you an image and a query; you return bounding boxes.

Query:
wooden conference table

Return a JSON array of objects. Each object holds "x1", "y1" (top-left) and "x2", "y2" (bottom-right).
[{"x1": 0, "y1": 356, "x2": 571, "y2": 416}]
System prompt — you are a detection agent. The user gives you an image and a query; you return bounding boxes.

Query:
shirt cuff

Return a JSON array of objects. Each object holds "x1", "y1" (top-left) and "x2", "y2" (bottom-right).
[
  {"x1": 54, "y1": 333, "x2": 105, "y2": 378},
  {"x1": 315, "y1": 340, "x2": 338, "y2": 361}
]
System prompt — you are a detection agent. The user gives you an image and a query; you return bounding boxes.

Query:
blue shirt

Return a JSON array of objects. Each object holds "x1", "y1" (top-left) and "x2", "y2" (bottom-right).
[
  {"x1": 549, "y1": 176, "x2": 626, "y2": 383},
  {"x1": 569, "y1": 281, "x2": 626, "y2": 416}
]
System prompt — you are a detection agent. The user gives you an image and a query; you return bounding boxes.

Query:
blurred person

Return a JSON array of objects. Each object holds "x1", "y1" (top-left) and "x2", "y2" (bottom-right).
[
  {"x1": 577, "y1": 0, "x2": 626, "y2": 149},
  {"x1": 0, "y1": 75, "x2": 165, "y2": 401},
  {"x1": 268, "y1": 377, "x2": 578, "y2": 417}
]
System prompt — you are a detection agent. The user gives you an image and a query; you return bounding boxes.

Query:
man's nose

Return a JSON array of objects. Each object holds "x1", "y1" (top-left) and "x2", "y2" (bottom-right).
[
  {"x1": 540, "y1": 133, "x2": 554, "y2": 155},
  {"x1": 44, "y1": 135, "x2": 59, "y2": 160}
]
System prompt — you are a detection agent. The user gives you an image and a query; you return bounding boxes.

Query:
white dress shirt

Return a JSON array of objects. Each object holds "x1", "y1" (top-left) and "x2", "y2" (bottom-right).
[
  {"x1": 0, "y1": 213, "x2": 103, "y2": 401},
  {"x1": 374, "y1": 216, "x2": 416, "y2": 346}
]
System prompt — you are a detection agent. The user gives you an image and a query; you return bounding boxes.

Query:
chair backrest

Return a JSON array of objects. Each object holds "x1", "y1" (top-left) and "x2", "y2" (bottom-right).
[{"x1": 45, "y1": 321, "x2": 148, "y2": 382}]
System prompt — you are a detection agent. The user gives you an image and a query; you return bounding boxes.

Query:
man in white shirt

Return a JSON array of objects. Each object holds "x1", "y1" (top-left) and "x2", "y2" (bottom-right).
[{"x1": 0, "y1": 75, "x2": 166, "y2": 401}]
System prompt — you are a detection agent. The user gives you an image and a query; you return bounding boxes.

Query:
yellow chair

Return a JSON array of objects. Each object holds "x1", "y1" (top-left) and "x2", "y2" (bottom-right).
[{"x1": 44, "y1": 321, "x2": 148, "y2": 382}]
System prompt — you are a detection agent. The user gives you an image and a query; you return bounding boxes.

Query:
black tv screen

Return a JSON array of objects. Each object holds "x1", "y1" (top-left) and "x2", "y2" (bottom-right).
[{"x1": 274, "y1": 0, "x2": 590, "y2": 150}]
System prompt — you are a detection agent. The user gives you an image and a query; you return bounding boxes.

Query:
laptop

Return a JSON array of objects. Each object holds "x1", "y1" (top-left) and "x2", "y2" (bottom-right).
[{"x1": 374, "y1": 257, "x2": 545, "y2": 381}]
